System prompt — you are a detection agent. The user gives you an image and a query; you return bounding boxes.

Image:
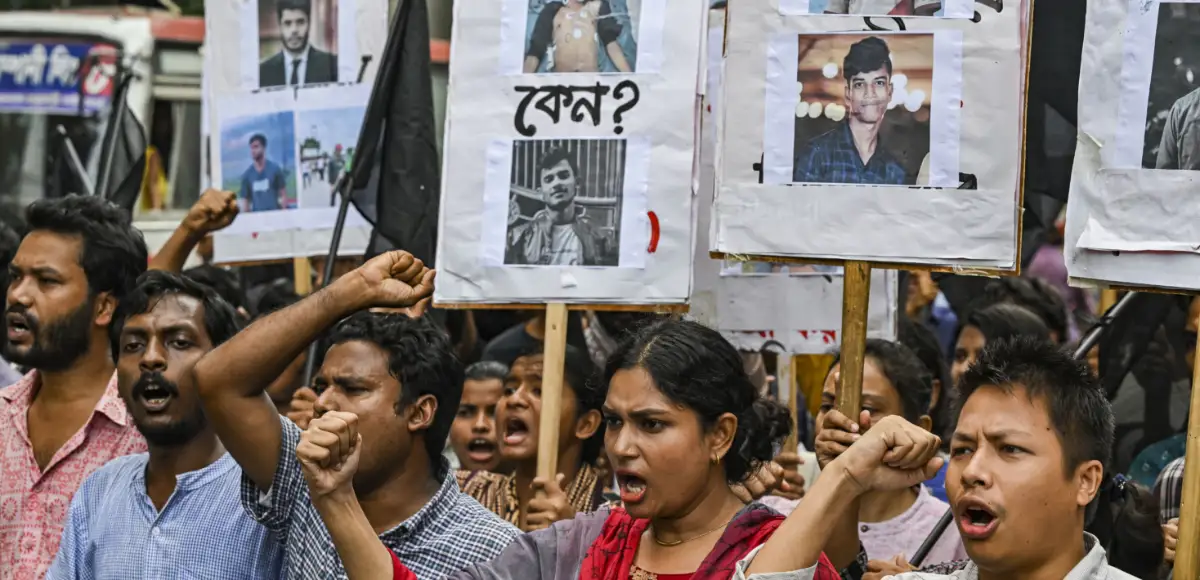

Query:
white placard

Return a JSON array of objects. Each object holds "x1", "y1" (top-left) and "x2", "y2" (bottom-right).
[
  {"x1": 779, "y1": 0, "x2": 973, "y2": 18},
  {"x1": 1066, "y1": 0, "x2": 1200, "y2": 291},
  {"x1": 692, "y1": 12, "x2": 897, "y2": 352},
  {"x1": 435, "y1": 0, "x2": 706, "y2": 304},
  {"x1": 204, "y1": 0, "x2": 388, "y2": 93},
  {"x1": 713, "y1": 3, "x2": 1029, "y2": 268}
]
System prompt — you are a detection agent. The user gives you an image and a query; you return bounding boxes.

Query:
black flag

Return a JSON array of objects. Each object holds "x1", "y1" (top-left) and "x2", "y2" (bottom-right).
[
  {"x1": 346, "y1": 0, "x2": 440, "y2": 264},
  {"x1": 97, "y1": 65, "x2": 147, "y2": 211}
]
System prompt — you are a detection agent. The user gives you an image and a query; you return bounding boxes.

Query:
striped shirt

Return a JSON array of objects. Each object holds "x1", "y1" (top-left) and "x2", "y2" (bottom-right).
[
  {"x1": 1155, "y1": 456, "x2": 1184, "y2": 522},
  {"x1": 242, "y1": 418, "x2": 521, "y2": 580},
  {"x1": 46, "y1": 452, "x2": 283, "y2": 579}
]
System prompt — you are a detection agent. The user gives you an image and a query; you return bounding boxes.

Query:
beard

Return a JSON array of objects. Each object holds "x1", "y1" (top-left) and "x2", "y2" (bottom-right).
[
  {"x1": 284, "y1": 31, "x2": 309, "y2": 52},
  {"x1": 4, "y1": 300, "x2": 93, "y2": 372},
  {"x1": 129, "y1": 371, "x2": 208, "y2": 447}
]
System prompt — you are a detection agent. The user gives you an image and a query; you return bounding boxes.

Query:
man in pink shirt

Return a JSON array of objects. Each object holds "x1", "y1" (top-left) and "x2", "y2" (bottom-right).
[{"x1": 0, "y1": 196, "x2": 150, "y2": 580}]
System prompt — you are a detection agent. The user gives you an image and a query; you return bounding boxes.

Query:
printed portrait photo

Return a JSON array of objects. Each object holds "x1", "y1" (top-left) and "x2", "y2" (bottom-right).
[
  {"x1": 295, "y1": 105, "x2": 365, "y2": 208},
  {"x1": 1141, "y1": 2, "x2": 1200, "y2": 170},
  {"x1": 791, "y1": 33, "x2": 934, "y2": 186},
  {"x1": 523, "y1": 0, "x2": 640, "y2": 74},
  {"x1": 802, "y1": 0, "x2": 969, "y2": 16},
  {"x1": 504, "y1": 138, "x2": 626, "y2": 267},
  {"x1": 257, "y1": 0, "x2": 339, "y2": 88},
  {"x1": 219, "y1": 111, "x2": 299, "y2": 212},
  {"x1": 720, "y1": 260, "x2": 842, "y2": 276}
]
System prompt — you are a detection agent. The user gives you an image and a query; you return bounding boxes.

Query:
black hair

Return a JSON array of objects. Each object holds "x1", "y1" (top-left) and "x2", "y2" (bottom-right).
[
  {"x1": 249, "y1": 133, "x2": 268, "y2": 148},
  {"x1": 971, "y1": 278, "x2": 1069, "y2": 343},
  {"x1": 513, "y1": 342, "x2": 605, "y2": 463},
  {"x1": 957, "y1": 337, "x2": 1115, "y2": 473},
  {"x1": 898, "y1": 318, "x2": 954, "y2": 440},
  {"x1": 183, "y1": 265, "x2": 246, "y2": 314},
  {"x1": 961, "y1": 303, "x2": 1052, "y2": 346},
  {"x1": 603, "y1": 319, "x2": 792, "y2": 483},
  {"x1": 1087, "y1": 477, "x2": 1164, "y2": 580},
  {"x1": 464, "y1": 360, "x2": 509, "y2": 383},
  {"x1": 327, "y1": 312, "x2": 464, "y2": 479},
  {"x1": 276, "y1": 0, "x2": 312, "y2": 20},
  {"x1": 537, "y1": 147, "x2": 580, "y2": 179},
  {"x1": 253, "y1": 280, "x2": 301, "y2": 317},
  {"x1": 831, "y1": 339, "x2": 932, "y2": 424},
  {"x1": 109, "y1": 270, "x2": 241, "y2": 362},
  {"x1": 24, "y1": 195, "x2": 148, "y2": 302},
  {"x1": 0, "y1": 219, "x2": 21, "y2": 291},
  {"x1": 843, "y1": 36, "x2": 893, "y2": 80}
]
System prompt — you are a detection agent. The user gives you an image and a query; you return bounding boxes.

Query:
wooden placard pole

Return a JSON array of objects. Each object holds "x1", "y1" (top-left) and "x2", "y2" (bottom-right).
[
  {"x1": 293, "y1": 257, "x2": 313, "y2": 296},
  {"x1": 536, "y1": 303, "x2": 570, "y2": 484},
  {"x1": 1173, "y1": 326, "x2": 1200, "y2": 580},
  {"x1": 779, "y1": 354, "x2": 799, "y2": 453},
  {"x1": 836, "y1": 262, "x2": 871, "y2": 418}
]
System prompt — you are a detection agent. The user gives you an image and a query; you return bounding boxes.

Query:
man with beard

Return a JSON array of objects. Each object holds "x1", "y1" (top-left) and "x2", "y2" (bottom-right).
[
  {"x1": 0, "y1": 196, "x2": 148, "y2": 579},
  {"x1": 194, "y1": 250, "x2": 520, "y2": 579},
  {"x1": 47, "y1": 271, "x2": 283, "y2": 578},
  {"x1": 506, "y1": 148, "x2": 614, "y2": 266},
  {"x1": 793, "y1": 36, "x2": 908, "y2": 185},
  {"x1": 259, "y1": 0, "x2": 338, "y2": 87}
]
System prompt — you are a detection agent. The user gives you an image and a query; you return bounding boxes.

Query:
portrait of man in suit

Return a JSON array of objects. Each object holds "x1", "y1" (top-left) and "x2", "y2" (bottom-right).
[{"x1": 259, "y1": 0, "x2": 338, "y2": 88}]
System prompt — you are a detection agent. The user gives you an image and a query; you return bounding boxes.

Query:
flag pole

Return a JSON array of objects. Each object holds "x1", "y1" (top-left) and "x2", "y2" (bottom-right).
[{"x1": 302, "y1": 175, "x2": 353, "y2": 386}]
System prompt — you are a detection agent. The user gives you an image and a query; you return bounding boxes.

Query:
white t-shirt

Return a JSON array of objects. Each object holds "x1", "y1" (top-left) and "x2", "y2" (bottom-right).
[{"x1": 548, "y1": 224, "x2": 583, "y2": 265}]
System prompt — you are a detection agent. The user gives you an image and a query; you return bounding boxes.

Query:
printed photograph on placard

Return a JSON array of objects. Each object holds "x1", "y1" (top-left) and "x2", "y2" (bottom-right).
[
  {"x1": 792, "y1": 33, "x2": 934, "y2": 186},
  {"x1": 800, "y1": 0, "x2": 971, "y2": 16},
  {"x1": 504, "y1": 138, "x2": 625, "y2": 267},
  {"x1": 719, "y1": 260, "x2": 842, "y2": 276},
  {"x1": 523, "y1": 0, "x2": 639, "y2": 74},
  {"x1": 257, "y1": 0, "x2": 339, "y2": 88},
  {"x1": 219, "y1": 111, "x2": 298, "y2": 212},
  {"x1": 295, "y1": 105, "x2": 365, "y2": 208},
  {"x1": 1141, "y1": 2, "x2": 1200, "y2": 170}
]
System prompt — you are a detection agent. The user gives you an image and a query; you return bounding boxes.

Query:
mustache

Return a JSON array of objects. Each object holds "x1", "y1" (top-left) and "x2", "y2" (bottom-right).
[
  {"x1": 132, "y1": 372, "x2": 180, "y2": 399},
  {"x1": 6, "y1": 305, "x2": 38, "y2": 332}
]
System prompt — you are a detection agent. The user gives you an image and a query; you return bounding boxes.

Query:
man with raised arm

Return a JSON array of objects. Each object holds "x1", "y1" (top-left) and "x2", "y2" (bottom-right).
[
  {"x1": 736, "y1": 338, "x2": 1138, "y2": 580},
  {"x1": 193, "y1": 251, "x2": 519, "y2": 579}
]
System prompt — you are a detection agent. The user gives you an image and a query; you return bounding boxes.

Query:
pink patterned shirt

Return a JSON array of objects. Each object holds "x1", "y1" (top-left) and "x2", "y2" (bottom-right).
[{"x1": 0, "y1": 371, "x2": 146, "y2": 580}]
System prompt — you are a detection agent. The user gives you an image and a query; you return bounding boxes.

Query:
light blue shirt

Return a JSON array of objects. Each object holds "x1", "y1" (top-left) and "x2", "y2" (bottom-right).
[{"x1": 47, "y1": 452, "x2": 283, "y2": 580}]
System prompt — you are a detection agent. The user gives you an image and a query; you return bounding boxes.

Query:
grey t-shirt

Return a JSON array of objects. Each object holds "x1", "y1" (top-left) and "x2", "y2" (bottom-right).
[{"x1": 1156, "y1": 87, "x2": 1200, "y2": 170}]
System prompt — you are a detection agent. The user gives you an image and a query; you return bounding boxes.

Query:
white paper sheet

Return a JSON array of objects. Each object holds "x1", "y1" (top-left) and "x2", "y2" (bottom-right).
[
  {"x1": 714, "y1": 1, "x2": 1026, "y2": 267},
  {"x1": 1066, "y1": 0, "x2": 1200, "y2": 289},
  {"x1": 204, "y1": 0, "x2": 387, "y2": 94},
  {"x1": 436, "y1": 0, "x2": 704, "y2": 304}
]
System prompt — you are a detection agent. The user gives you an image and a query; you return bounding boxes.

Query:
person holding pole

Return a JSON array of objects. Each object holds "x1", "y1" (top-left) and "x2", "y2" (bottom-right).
[
  {"x1": 735, "y1": 337, "x2": 1140, "y2": 580},
  {"x1": 192, "y1": 251, "x2": 521, "y2": 579}
]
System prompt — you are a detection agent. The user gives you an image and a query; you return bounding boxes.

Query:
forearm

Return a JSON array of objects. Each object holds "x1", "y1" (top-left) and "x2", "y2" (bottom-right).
[
  {"x1": 824, "y1": 495, "x2": 861, "y2": 571},
  {"x1": 149, "y1": 224, "x2": 204, "y2": 273},
  {"x1": 747, "y1": 467, "x2": 862, "y2": 574},
  {"x1": 313, "y1": 492, "x2": 395, "y2": 580},
  {"x1": 195, "y1": 274, "x2": 367, "y2": 399},
  {"x1": 606, "y1": 43, "x2": 631, "y2": 73}
]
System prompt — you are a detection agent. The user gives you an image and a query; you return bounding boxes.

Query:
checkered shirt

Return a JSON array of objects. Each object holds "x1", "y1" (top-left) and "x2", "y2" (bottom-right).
[
  {"x1": 46, "y1": 452, "x2": 283, "y2": 579},
  {"x1": 793, "y1": 122, "x2": 908, "y2": 185},
  {"x1": 242, "y1": 418, "x2": 521, "y2": 580},
  {"x1": 1155, "y1": 456, "x2": 1184, "y2": 522}
]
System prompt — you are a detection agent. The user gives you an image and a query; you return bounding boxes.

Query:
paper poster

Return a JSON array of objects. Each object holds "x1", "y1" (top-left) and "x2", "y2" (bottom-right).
[
  {"x1": 1066, "y1": 0, "x2": 1200, "y2": 290},
  {"x1": 434, "y1": 0, "x2": 705, "y2": 304},
  {"x1": 713, "y1": 3, "x2": 1029, "y2": 269},
  {"x1": 692, "y1": 11, "x2": 897, "y2": 352},
  {"x1": 204, "y1": 0, "x2": 387, "y2": 93},
  {"x1": 779, "y1": 0, "x2": 974, "y2": 18}
]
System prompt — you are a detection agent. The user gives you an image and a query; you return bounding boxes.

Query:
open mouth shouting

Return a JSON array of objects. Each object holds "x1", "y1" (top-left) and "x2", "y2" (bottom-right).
[
  {"x1": 466, "y1": 437, "x2": 497, "y2": 464},
  {"x1": 6, "y1": 311, "x2": 34, "y2": 344},
  {"x1": 134, "y1": 377, "x2": 177, "y2": 414},
  {"x1": 616, "y1": 470, "x2": 647, "y2": 504},
  {"x1": 503, "y1": 416, "x2": 531, "y2": 447},
  {"x1": 956, "y1": 497, "x2": 1000, "y2": 540}
]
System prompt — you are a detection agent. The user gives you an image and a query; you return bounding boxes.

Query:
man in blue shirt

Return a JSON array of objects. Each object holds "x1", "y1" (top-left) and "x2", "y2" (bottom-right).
[
  {"x1": 47, "y1": 271, "x2": 283, "y2": 579},
  {"x1": 239, "y1": 133, "x2": 290, "y2": 212},
  {"x1": 793, "y1": 36, "x2": 909, "y2": 186}
]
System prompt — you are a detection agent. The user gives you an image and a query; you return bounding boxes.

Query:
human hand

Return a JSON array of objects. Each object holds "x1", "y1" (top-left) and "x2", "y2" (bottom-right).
[
  {"x1": 834, "y1": 415, "x2": 942, "y2": 495},
  {"x1": 904, "y1": 271, "x2": 938, "y2": 318},
  {"x1": 816, "y1": 409, "x2": 871, "y2": 470},
  {"x1": 349, "y1": 251, "x2": 436, "y2": 311},
  {"x1": 524, "y1": 473, "x2": 577, "y2": 531},
  {"x1": 297, "y1": 411, "x2": 361, "y2": 499},
  {"x1": 287, "y1": 387, "x2": 318, "y2": 430},
  {"x1": 772, "y1": 452, "x2": 806, "y2": 501},
  {"x1": 183, "y1": 189, "x2": 239, "y2": 236},
  {"x1": 732, "y1": 461, "x2": 785, "y2": 503},
  {"x1": 863, "y1": 555, "x2": 916, "y2": 580},
  {"x1": 1164, "y1": 518, "x2": 1178, "y2": 564}
]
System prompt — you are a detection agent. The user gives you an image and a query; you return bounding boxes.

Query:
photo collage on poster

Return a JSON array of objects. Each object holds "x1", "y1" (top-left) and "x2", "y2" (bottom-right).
[
  {"x1": 436, "y1": 0, "x2": 704, "y2": 303},
  {"x1": 204, "y1": 0, "x2": 386, "y2": 234}
]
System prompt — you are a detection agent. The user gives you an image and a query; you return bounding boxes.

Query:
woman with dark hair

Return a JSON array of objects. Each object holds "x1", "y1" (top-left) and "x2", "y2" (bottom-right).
[
  {"x1": 950, "y1": 303, "x2": 1052, "y2": 386},
  {"x1": 302, "y1": 319, "x2": 846, "y2": 579}
]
